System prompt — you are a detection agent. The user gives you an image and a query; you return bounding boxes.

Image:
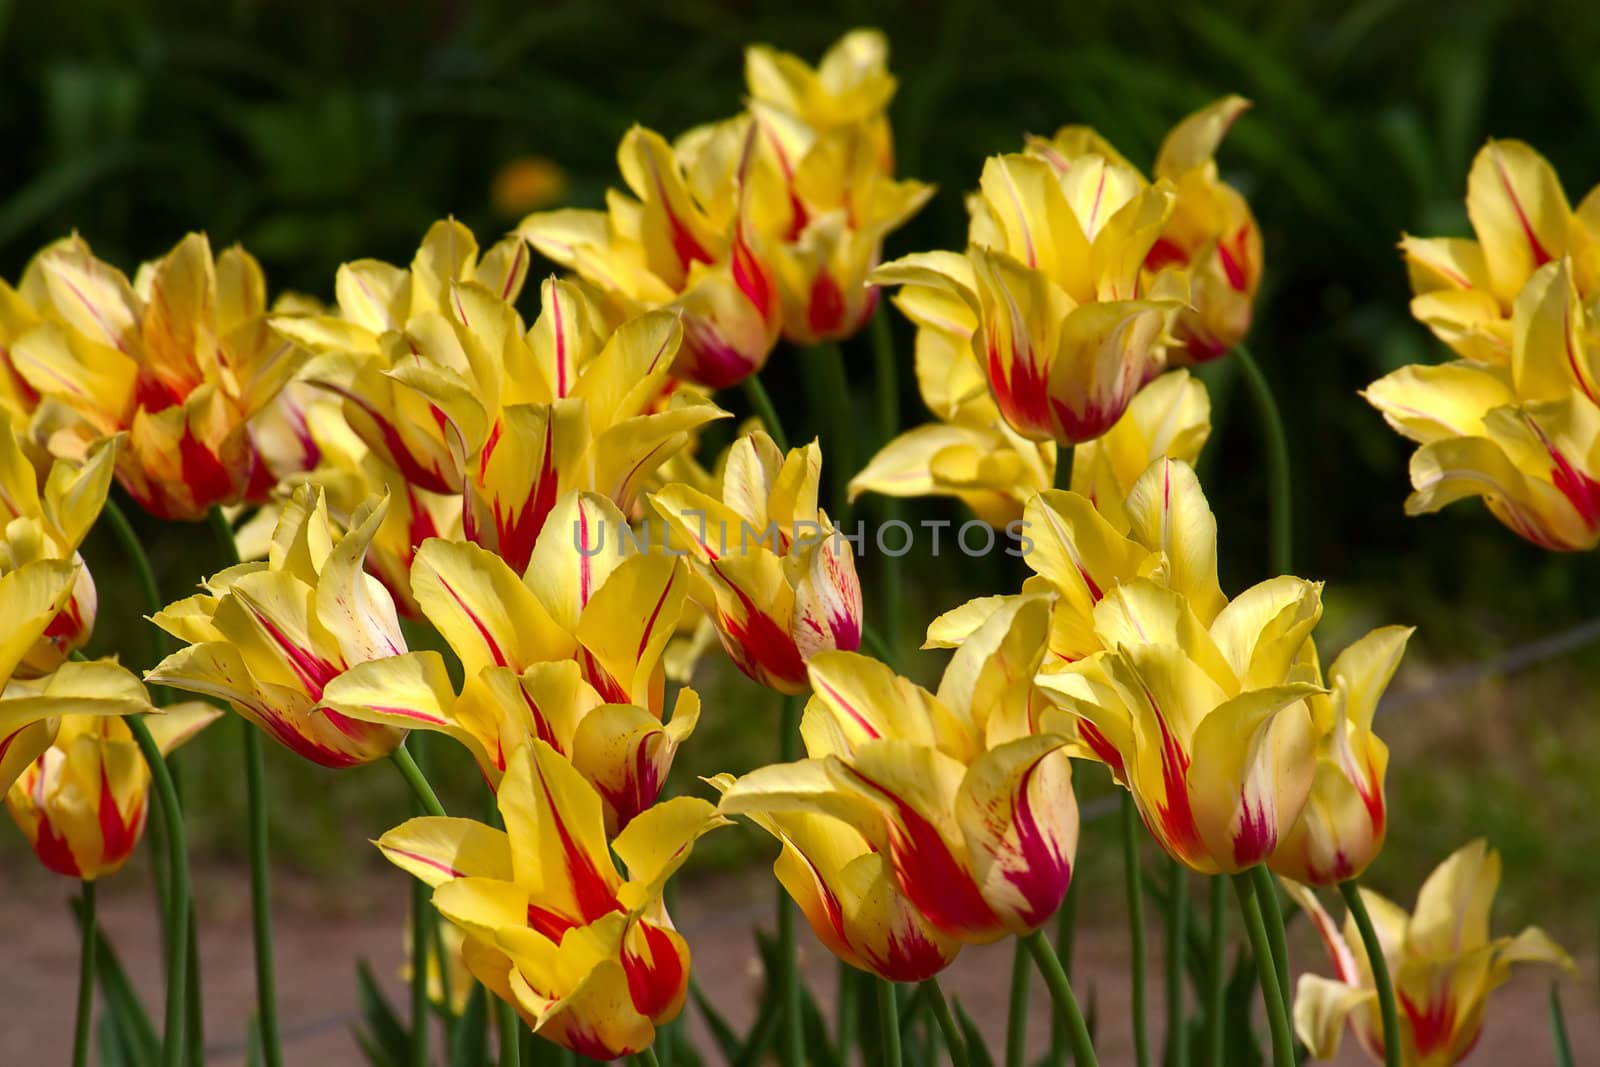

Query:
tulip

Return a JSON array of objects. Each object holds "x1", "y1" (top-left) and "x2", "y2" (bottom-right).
[
  {"x1": 147, "y1": 484, "x2": 411, "y2": 768},
  {"x1": 1268, "y1": 626, "x2": 1410, "y2": 886},
  {"x1": 322, "y1": 517, "x2": 698, "y2": 830},
  {"x1": 720, "y1": 596, "x2": 1078, "y2": 951},
  {"x1": 0, "y1": 279, "x2": 45, "y2": 423},
  {"x1": 875, "y1": 144, "x2": 1186, "y2": 445},
  {"x1": 1103, "y1": 95, "x2": 1262, "y2": 361},
  {"x1": 926, "y1": 457, "x2": 1228, "y2": 664},
  {"x1": 0, "y1": 425, "x2": 115, "y2": 675},
  {"x1": 650, "y1": 431, "x2": 862, "y2": 693},
  {"x1": 377, "y1": 740, "x2": 725, "y2": 1060},
  {"x1": 1366, "y1": 259, "x2": 1600, "y2": 550},
  {"x1": 272, "y1": 219, "x2": 530, "y2": 496},
  {"x1": 1286, "y1": 840, "x2": 1575, "y2": 1065},
  {"x1": 745, "y1": 29, "x2": 898, "y2": 170},
  {"x1": 11, "y1": 233, "x2": 302, "y2": 519},
  {"x1": 521, "y1": 124, "x2": 782, "y2": 389},
  {"x1": 1040, "y1": 575, "x2": 1324, "y2": 874},
  {"x1": 849, "y1": 262, "x2": 1058, "y2": 524},
  {"x1": 6, "y1": 680, "x2": 218, "y2": 880}
]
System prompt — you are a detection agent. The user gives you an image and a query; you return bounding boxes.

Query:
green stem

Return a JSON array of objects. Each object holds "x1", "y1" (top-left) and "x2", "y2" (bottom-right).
[
  {"x1": 73, "y1": 880, "x2": 96, "y2": 1067},
  {"x1": 836, "y1": 963, "x2": 859, "y2": 1065},
  {"x1": 1022, "y1": 930, "x2": 1098, "y2": 1067},
  {"x1": 1249, "y1": 866, "x2": 1291, "y2": 1017},
  {"x1": 1048, "y1": 875, "x2": 1079, "y2": 1067},
  {"x1": 923, "y1": 978, "x2": 970, "y2": 1067},
  {"x1": 860, "y1": 623, "x2": 895, "y2": 665},
  {"x1": 1232, "y1": 344, "x2": 1292, "y2": 575},
  {"x1": 184, "y1": 906, "x2": 204, "y2": 1067},
  {"x1": 741, "y1": 373, "x2": 791, "y2": 453},
  {"x1": 409, "y1": 736, "x2": 431, "y2": 1067},
  {"x1": 101, "y1": 496, "x2": 167, "y2": 667},
  {"x1": 129, "y1": 715, "x2": 190, "y2": 1067},
  {"x1": 241, "y1": 723, "x2": 281, "y2": 1067},
  {"x1": 497, "y1": 1000, "x2": 521, "y2": 1067},
  {"x1": 1230, "y1": 873, "x2": 1293, "y2": 1067},
  {"x1": 1205, "y1": 878, "x2": 1227, "y2": 1067},
  {"x1": 1121, "y1": 794, "x2": 1151, "y2": 1067},
  {"x1": 807, "y1": 341, "x2": 853, "y2": 523},
  {"x1": 1340, "y1": 882, "x2": 1401, "y2": 1067},
  {"x1": 635, "y1": 1048, "x2": 661, "y2": 1067},
  {"x1": 391, "y1": 744, "x2": 449, "y2": 818},
  {"x1": 1006, "y1": 938, "x2": 1030, "y2": 1067},
  {"x1": 1167, "y1": 858, "x2": 1189, "y2": 1067},
  {"x1": 870, "y1": 307, "x2": 904, "y2": 657},
  {"x1": 777, "y1": 694, "x2": 805, "y2": 1067},
  {"x1": 876, "y1": 978, "x2": 902, "y2": 1067}
]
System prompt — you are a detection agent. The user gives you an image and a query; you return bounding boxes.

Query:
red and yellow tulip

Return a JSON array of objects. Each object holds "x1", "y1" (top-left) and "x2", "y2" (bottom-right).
[
  {"x1": 744, "y1": 29, "x2": 897, "y2": 169},
  {"x1": 650, "y1": 431, "x2": 862, "y2": 693},
  {"x1": 378, "y1": 740, "x2": 724, "y2": 1060},
  {"x1": 1269, "y1": 626, "x2": 1411, "y2": 886},
  {"x1": 147, "y1": 484, "x2": 411, "y2": 768},
  {"x1": 6, "y1": 676, "x2": 217, "y2": 880},
  {"x1": 720, "y1": 597, "x2": 1077, "y2": 959},
  {"x1": 1286, "y1": 840, "x2": 1574, "y2": 1066},
  {"x1": 322, "y1": 499, "x2": 698, "y2": 829},
  {"x1": 0, "y1": 425, "x2": 115, "y2": 675},
  {"x1": 11, "y1": 234, "x2": 301, "y2": 519}
]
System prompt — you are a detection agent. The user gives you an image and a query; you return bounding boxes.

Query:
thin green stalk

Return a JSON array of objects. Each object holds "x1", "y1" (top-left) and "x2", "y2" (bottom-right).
[
  {"x1": 73, "y1": 880, "x2": 96, "y2": 1067},
  {"x1": 497, "y1": 1000, "x2": 521, "y2": 1067},
  {"x1": 1121, "y1": 794, "x2": 1151, "y2": 1067},
  {"x1": 837, "y1": 963, "x2": 859, "y2": 1065},
  {"x1": 860, "y1": 623, "x2": 895, "y2": 663},
  {"x1": 1339, "y1": 882, "x2": 1401, "y2": 1067},
  {"x1": 923, "y1": 978, "x2": 969, "y2": 1067},
  {"x1": 807, "y1": 341, "x2": 853, "y2": 522},
  {"x1": 870, "y1": 306, "x2": 905, "y2": 657},
  {"x1": 1205, "y1": 878, "x2": 1227, "y2": 1067},
  {"x1": 777, "y1": 694, "x2": 805, "y2": 1067},
  {"x1": 241, "y1": 723, "x2": 281, "y2": 1067},
  {"x1": 1047, "y1": 875, "x2": 1079, "y2": 1067},
  {"x1": 1006, "y1": 938, "x2": 1030, "y2": 1067},
  {"x1": 128, "y1": 715, "x2": 189, "y2": 1067},
  {"x1": 1022, "y1": 930, "x2": 1098, "y2": 1067},
  {"x1": 876, "y1": 979, "x2": 902, "y2": 1067},
  {"x1": 100, "y1": 497, "x2": 166, "y2": 667},
  {"x1": 184, "y1": 907, "x2": 204, "y2": 1067},
  {"x1": 741, "y1": 373, "x2": 791, "y2": 453},
  {"x1": 392, "y1": 743, "x2": 449, "y2": 818},
  {"x1": 1167, "y1": 858, "x2": 1189, "y2": 1067},
  {"x1": 409, "y1": 737, "x2": 431, "y2": 1067},
  {"x1": 1550, "y1": 982, "x2": 1575, "y2": 1067},
  {"x1": 1230, "y1": 873, "x2": 1293, "y2": 1067},
  {"x1": 1249, "y1": 867, "x2": 1291, "y2": 1017},
  {"x1": 635, "y1": 1048, "x2": 661, "y2": 1067},
  {"x1": 1232, "y1": 344, "x2": 1292, "y2": 575}
]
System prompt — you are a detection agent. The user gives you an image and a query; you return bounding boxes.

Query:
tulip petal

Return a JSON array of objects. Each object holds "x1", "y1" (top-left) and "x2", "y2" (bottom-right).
[
  {"x1": 1292, "y1": 973, "x2": 1373, "y2": 1060},
  {"x1": 1466, "y1": 139, "x2": 1569, "y2": 302},
  {"x1": 377, "y1": 817, "x2": 514, "y2": 887},
  {"x1": 1123, "y1": 459, "x2": 1227, "y2": 623},
  {"x1": 411, "y1": 537, "x2": 569, "y2": 677}
]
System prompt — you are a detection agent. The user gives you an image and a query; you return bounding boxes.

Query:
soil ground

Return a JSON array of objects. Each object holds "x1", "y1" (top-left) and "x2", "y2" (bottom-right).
[{"x1": 3, "y1": 862, "x2": 1593, "y2": 1066}]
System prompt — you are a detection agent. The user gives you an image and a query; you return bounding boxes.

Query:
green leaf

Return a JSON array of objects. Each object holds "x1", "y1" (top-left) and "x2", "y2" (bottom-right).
[
  {"x1": 689, "y1": 978, "x2": 743, "y2": 1064},
  {"x1": 1550, "y1": 982, "x2": 1575, "y2": 1067},
  {"x1": 353, "y1": 959, "x2": 411, "y2": 1066},
  {"x1": 954, "y1": 999, "x2": 997, "y2": 1067},
  {"x1": 447, "y1": 983, "x2": 488, "y2": 1067},
  {"x1": 71, "y1": 897, "x2": 160, "y2": 1066}
]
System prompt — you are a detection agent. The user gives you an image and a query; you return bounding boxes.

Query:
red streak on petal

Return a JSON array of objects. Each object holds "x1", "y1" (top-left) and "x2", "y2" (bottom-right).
[
  {"x1": 435, "y1": 572, "x2": 511, "y2": 669},
  {"x1": 732, "y1": 234, "x2": 775, "y2": 320},
  {"x1": 518, "y1": 684, "x2": 563, "y2": 755},
  {"x1": 534, "y1": 764, "x2": 622, "y2": 923},
  {"x1": 813, "y1": 675, "x2": 880, "y2": 740},
  {"x1": 97, "y1": 764, "x2": 143, "y2": 870},
  {"x1": 551, "y1": 282, "x2": 571, "y2": 397},
  {"x1": 178, "y1": 425, "x2": 239, "y2": 513},
  {"x1": 1399, "y1": 988, "x2": 1459, "y2": 1056},
  {"x1": 386, "y1": 845, "x2": 468, "y2": 881},
  {"x1": 622, "y1": 920, "x2": 686, "y2": 1020},
  {"x1": 874, "y1": 922, "x2": 954, "y2": 982},
  {"x1": 986, "y1": 335, "x2": 1054, "y2": 440},
  {"x1": 1230, "y1": 787, "x2": 1275, "y2": 867},
  {"x1": 243, "y1": 605, "x2": 342, "y2": 700},
  {"x1": 1218, "y1": 226, "x2": 1251, "y2": 292},
  {"x1": 636, "y1": 568, "x2": 678, "y2": 663},
  {"x1": 33, "y1": 811, "x2": 81, "y2": 877},
  {"x1": 806, "y1": 271, "x2": 846, "y2": 338},
  {"x1": 1491, "y1": 151, "x2": 1554, "y2": 267},
  {"x1": 1146, "y1": 690, "x2": 1205, "y2": 865},
  {"x1": 708, "y1": 562, "x2": 807, "y2": 691},
  {"x1": 1001, "y1": 758, "x2": 1072, "y2": 929},
  {"x1": 1077, "y1": 721, "x2": 1126, "y2": 779},
  {"x1": 1144, "y1": 237, "x2": 1190, "y2": 273}
]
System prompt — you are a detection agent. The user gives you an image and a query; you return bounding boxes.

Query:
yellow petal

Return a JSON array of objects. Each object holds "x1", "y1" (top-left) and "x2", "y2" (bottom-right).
[
  {"x1": 1466, "y1": 139, "x2": 1570, "y2": 303},
  {"x1": 1292, "y1": 974, "x2": 1373, "y2": 1060},
  {"x1": 377, "y1": 817, "x2": 514, "y2": 887},
  {"x1": 411, "y1": 537, "x2": 569, "y2": 676}
]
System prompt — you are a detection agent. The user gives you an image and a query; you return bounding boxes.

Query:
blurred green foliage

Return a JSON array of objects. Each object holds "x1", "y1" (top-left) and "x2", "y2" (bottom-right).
[{"x1": 5, "y1": 0, "x2": 1600, "y2": 923}]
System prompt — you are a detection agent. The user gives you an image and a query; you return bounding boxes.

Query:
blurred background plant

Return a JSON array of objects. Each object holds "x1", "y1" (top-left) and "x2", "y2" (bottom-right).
[{"x1": 4, "y1": 0, "x2": 1600, "y2": 926}]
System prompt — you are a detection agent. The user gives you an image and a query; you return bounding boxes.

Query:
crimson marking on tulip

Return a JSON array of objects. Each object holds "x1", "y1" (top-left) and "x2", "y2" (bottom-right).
[
  {"x1": 1231, "y1": 787, "x2": 1276, "y2": 867},
  {"x1": 436, "y1": 571, "x2": 512, "y2": 669},
  {"x1": 385, "y1": 845, "x2": 470, "y2": 881},
  {"x1": 239, "y1": 599, "x2": 342, "y2": 699},
  {"x1": 518, "y1": 684, "x2": 564, "y2": 756},
  {"x1": 732, "y1": 234, "x2": 776, "y2": 320},
  {"x1": 487, "y1": 416, "x2": 560, "y2": 575},
  {"x1": 1400, "y1": 987, "x2": 1459, "y2": 1056},
  {"x1": 841, "y1": 764, "x2": 999, "y2": 937},
  {"x1": 645, "y1": 155, "x2": 714, "y2": 274},
  {"x1": 551, "y1": 281, "x2": 572, "y2": 397},
  {"x1": 534, "y1": 761, "x2": 623, "y2": 923},
  {"x1": 622, "y1": 920, "x2": 685, "y2": 1019},
  {"x1": 813, "y1": 674, "x2": 881, "y2": 740},
  {"x1": 1146, "y1": 687, "x2": 1205, "y2": 864},
  {"x1": 874, "y1": 920, "x2": 955, "y2": 982},
  {"x1": 1490, "y1": 149, "x2": 1554, "y2": 267},
  {"x1": 807, "y1": 272, "x2": 846, "y2": 338},
  {"x1": 98, "y1": 763, "x2": 143, "y2": 869},
  {"x1": 33, "y1": 810, "x2": 80, "y2": 877},
  {"x1": 1076, "y1": 720, "x2": 1126, "y2": 779},
  {"x1": 178, "y1": 425, "x2": 238, "y2": 512},
  {"x1": 1000, "y1": 754, "x2": 1072, "y2": 929},
  {"x1": 324, "y1": 384, "x2": 455, "y2": 494},
  {"x1": 501, "y1": 243, "x2": 528, "y2": 302},
  {"x1": 636, "y1": 569, "x2": 679, "y2": 663},
  {"x1": 986, "y1": 337, "x2": 1054, "y2": 440},
  {"x1": 1144, "y1": 237, "x2": 1189, "y2": 273}
]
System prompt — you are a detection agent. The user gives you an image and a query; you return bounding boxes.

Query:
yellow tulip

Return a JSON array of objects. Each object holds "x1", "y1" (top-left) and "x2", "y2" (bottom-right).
[
  {"x1": 147, "y1": 484, "x2": 411, "y2": 768},
  {"x1": 0, "y1": 278, "x2": 46, "y2": 425},
  {"x1": 1268, "y1": 626, "x2": 1411, "y2": 886},
  {"x1": 848, "y1": 262, "x2": 1058, "y2": 524},
  {"x1": 521, "y1": 124, "x2": 782, "y2": 389},
  {"x1": 1286, "y1": 840, "x2": 1575, "y2": 1066},
  {"x1": 322, "y1": 503, "x2": 698, "y2": 830},
  {"x1": 720, "y1": 597, "x2": 1077, "y2": 954},
  {"x1": 11, "y1": 233, "x2": 301, "y2": 519},
  {"x1": 1040, "y1": 574, "x2": 1324, "y2": 874},
  {"x1": 0, "y1": 424, "x2": 115, "y2": 675},
  {"x1": 378, "y1": 740, "x2": 725, "y2": 1060},
  {"x1": 745, "y1": 29, "x2": 898, "y2": 170},
  {"x1": 6, "y1": 676, "x2": 217, "y2": 880},
  {"x1": 1367, "y1": 258, "x2": 1600, "y2": 550},
  {"x1": 650, "y1": 431, "x2": 862, "y2": 694},
  {"x1": 875, "y1": 145, "x2": 1185, "y2": 445}
]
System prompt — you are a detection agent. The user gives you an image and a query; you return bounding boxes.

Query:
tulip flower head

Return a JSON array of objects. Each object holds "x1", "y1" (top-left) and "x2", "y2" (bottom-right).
[
  {"x1": 147, "y1": 484, "x2": 411, "y2": 768},
  {"x1": 6, "y1": 677, "x2": 217, "y2": 880},
  {"x1": 1041, "y1": 574, "x2": 1324, "y2": 874},
  {"x1": 323, "y1": 497, "x2": 699, "y2": 830},
  {"x1": 650, "y1": 431, "x2": 862, "y2": 694},
  {"x1": 720, "y1": 596, "x2": 1077, "y2": 967},
  {"x1": 1269, "y1": 626, "x2": 1411, "y2": 886},
  {"x1": 12, "y1": 234, "x2": 302, "y2": 519},
  {"x1": 378, "y1": 740, "x2": 725, "y2": 1060},
  {"x1": 745, "y1": 29, "x2": 897, "y2": 165},
  {"x1": 0, "y1": 425, "x2": 115, "y2": 675},
  {"x1": 1287, "y1": 840, "x2": 1575, "y2": 1066}
]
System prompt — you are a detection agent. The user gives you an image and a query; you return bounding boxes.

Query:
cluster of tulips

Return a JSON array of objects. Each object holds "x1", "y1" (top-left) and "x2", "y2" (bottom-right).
[{"x1": 0, "y1": 26, "x2": 1584, "y2": 1067}]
